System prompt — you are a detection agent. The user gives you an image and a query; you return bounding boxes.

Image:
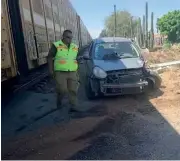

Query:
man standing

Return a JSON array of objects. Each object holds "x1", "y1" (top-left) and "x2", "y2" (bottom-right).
[{"x1": 48, "y1": 30, "x2": 79, "y2": 112}]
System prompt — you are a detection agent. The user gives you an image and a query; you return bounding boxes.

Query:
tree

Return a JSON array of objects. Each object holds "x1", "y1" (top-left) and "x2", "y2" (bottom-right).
[
  {"x1": 104, "y1": 10, "x2": 138, "y2": 38},
  {"x1": 157, "y1": 10, "x2": 180, "y2": 43},
  {"x1": 99, "y1": 29, "x2": 107, "y2": 37}
]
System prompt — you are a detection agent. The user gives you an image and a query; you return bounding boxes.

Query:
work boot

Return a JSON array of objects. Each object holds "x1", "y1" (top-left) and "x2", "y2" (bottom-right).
[
  {"x1": 57, "y1": 94, "x2": 69, "y2": 109},
  {"x1": 69, "y1": 101, "x2": 92, "y2": 113},
  {"x1": 57, "y1": 95, "x2": 63, "y2": 109},
  {"x1": 70, "y1": 108, "x2": 79, "y2": 113},
  {"x1": 57, "y1": 98, "x2": 62, "y2": 109},
  {"x1": 69, "y1": 104, "x2": 79, "y2": 113}
]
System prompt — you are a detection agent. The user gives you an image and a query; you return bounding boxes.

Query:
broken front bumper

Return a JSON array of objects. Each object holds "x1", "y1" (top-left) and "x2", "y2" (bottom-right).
[
  {"x1": 99, "y1": 80, "x2": 148, "y2": 96},
  {"x1": 90, "y1": 68, "x2": 150, "y2": 96}
]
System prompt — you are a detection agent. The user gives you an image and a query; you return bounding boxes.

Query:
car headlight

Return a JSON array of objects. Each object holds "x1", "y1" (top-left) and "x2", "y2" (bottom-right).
[{"x1": 93, "y1": 66, "x2": 107, "y2": 79}]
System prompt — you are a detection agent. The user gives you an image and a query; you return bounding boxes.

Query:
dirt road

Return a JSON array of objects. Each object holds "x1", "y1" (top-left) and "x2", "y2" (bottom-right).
[{"x1": 2, "y1": 67, "x2": 180, "y2": 160}]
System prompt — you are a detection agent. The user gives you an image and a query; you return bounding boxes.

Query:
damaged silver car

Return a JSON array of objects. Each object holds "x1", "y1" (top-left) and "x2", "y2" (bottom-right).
[{"x1": 78, "y1": 37, "x2": 162, "y2": 99}]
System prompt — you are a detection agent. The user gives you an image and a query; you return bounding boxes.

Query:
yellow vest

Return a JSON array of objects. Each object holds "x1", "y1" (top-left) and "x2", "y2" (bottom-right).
[{"x1": 53, "y1": 40, "x2": 78, "y2": 71}]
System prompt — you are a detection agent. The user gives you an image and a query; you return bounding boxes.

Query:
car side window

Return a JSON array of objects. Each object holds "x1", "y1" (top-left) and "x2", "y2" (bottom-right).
[
  {"x1": 84, "y1": 45, "x2": 90, "y2": 53},
  {"x1": 88, "y1": 41, "x2": 94, "y2": 57},
  {"x1": 78, "y1": 44, "x2": 90, "y2": 56},
  {"x1": 130, "y1": 43, "x2": 140, "y2": 57},
  {"x1": 82, "y1": 45, "x2": 91, "y2": 56},
  {"x1": 132, "y1": 42, "x2": 142, "y2": 55}
]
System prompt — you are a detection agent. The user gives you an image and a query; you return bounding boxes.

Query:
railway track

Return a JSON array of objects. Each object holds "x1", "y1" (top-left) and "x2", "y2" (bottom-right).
[
  {"x1": 2, "y1": 66, "x2": 50, "y2": 108},
  {"x1": 13, "y1": 72, "x2": 49, "y2": 94}
]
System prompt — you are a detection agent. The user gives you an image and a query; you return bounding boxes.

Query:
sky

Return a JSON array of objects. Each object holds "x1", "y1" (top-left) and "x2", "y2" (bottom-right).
[{"x1": 70, "y1": 0, "x2": 180, "y2": 38}]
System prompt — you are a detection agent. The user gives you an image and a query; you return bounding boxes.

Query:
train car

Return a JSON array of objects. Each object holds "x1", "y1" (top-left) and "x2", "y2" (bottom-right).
[
  {"x1": 1, "y1": 0, "x2": 17, "y2": 82},
  {"x1": 1, "y1": 0, "x2": 92, "y2": 82}
]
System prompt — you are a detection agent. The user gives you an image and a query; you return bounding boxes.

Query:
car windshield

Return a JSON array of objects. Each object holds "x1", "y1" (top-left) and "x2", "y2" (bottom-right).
[{"x1": 93, "y1": 41, "x2": 140, "y2": 60}]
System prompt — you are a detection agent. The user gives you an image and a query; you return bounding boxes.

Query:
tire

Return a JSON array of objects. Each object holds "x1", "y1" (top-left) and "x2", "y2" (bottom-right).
[
  {"x1": 147, "y1": 78, "x2": 154, "y2": 91},
  {"x1": 85, "y1": 78, "x2": 96, "y2": 100},
  {"x1": 149, "y1": 70, "x2": 162, "y2": 89},
  {"x1": 153, "y1": 74, "x2": 162, "y2": 89},
  {"x1": 143, "y1": 78, "x2": 154, "y2": 95}
]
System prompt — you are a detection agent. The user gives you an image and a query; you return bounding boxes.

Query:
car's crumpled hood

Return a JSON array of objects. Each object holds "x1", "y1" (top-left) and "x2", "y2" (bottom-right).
[{"x1": 93, "y1": 58, "x2": 144, "y2": 71}]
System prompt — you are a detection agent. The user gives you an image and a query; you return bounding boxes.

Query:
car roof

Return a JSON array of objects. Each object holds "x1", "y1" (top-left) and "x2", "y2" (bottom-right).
[{"x1": 94, "y1": 37, "x2": 132, "y2": 43}]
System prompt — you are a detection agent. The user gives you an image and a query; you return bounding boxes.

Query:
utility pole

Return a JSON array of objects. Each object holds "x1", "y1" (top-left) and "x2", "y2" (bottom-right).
[
  {"x1": 145, "y1": 2, "x2": 148, "y2": 48},
  {"x1": 130, "y1": 16, "x2": 133, "y2": 38},
  {"x1": 114, "y1": 5, "x2": 117, "y2": 37}
]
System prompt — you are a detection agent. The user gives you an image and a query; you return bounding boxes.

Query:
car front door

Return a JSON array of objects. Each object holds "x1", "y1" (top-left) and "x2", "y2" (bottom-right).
[{"x1": 78, "y1": 44, "x2": 91, "y2": 85}]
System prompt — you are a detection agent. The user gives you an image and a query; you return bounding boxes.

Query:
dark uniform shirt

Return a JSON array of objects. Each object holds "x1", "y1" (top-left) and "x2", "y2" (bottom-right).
[{"x1": 48, "y1": 44, "x2": 57, "y2": 58}]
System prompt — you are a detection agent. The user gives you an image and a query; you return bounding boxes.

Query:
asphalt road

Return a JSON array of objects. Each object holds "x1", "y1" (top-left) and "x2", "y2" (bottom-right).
[{"x1": 1, "y1": 68, "x2": 180, "y2": 160}]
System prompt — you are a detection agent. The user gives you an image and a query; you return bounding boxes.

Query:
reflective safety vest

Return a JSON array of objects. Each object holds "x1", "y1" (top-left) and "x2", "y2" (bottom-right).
[{"x1": 53, "y1": 40, "x2": 78, "y2": 71}]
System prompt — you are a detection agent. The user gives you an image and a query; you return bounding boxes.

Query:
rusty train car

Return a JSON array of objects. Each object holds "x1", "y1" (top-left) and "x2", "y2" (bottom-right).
[{"x1": 1, "y1": 0, "x2": 92, "y2": 82}]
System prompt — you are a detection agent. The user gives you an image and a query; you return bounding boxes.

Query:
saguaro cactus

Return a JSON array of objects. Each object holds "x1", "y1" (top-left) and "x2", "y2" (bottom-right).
[
  {"x1": 145, "y1": 2, "x2": 148, "y2": 48},
  {"x1": 150, "y1": 12, "x2": 154, "y2": 49},
  {"x1": 143, "y1": 15, "x2": 145, "y2": 47},
  {"x1": 136, "y1": 20, "x2": 139, "y2": 45},
  {"x1": 138, "y1": 17, "x2": 142, "y2": 47},
  {"x1": 156, "y1": 18, "x2": 159, "y2": 33},
  {"x1": 130, "y1": 16, "x2": 133, "y2": 38}
]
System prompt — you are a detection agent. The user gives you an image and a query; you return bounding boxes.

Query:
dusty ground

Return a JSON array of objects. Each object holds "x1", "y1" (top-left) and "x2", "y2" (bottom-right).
[
  {"x1": 1, "y1": 67, "x2": 180, "y2": 160},
  {"x1": 143, "y1": 44, "x2": 180, "y2": 65}
]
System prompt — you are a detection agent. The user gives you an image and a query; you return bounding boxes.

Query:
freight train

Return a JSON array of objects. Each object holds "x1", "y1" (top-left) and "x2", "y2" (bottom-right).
[{"x1": 1, "y1": 0, "x2": 92, "y2": 82}]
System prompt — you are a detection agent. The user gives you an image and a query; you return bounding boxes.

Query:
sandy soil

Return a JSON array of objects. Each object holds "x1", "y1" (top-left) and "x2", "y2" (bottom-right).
[
  {"x1": 150, "y1": 67, "x2": 180, "y2": 132},
  {"x1": 143, "y1": 45, "x2": 180, "y2": 65},
  {"x1": 2, "y1": 67, "x2": 180, "y2": 160}
]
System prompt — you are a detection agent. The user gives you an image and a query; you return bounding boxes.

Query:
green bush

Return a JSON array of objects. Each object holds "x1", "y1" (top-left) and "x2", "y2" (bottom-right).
[
  {"x1": 157, "y1": 10, "x2": 180, "y2": 43},
  {"x1": 163, "y1": 41, "x2": 172, "y2": 50}
]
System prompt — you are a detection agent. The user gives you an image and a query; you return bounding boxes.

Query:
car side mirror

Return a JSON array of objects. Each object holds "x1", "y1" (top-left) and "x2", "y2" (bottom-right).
[
  {"x1": 83, "y1": 51, "x2": 91, "y2": 60},
  {"x1": 140, "y1": 54, "x2": 144, "y2": 60},
  {"x1": 141, "y1": 47, "x2": 146, "y2": 49}
]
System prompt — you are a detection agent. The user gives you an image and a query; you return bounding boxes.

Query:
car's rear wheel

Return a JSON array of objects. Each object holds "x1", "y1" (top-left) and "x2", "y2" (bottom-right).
[{"x1": 85, "y1": 78, "x2": 97, "y2": 100}]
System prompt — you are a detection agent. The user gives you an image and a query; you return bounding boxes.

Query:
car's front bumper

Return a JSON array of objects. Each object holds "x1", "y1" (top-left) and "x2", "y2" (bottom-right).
[
  {"x1": 89, "y1": 68, "x2": 150, "y2": 96},
  {"x1": 98, "y1": 80, "x2": 148, "y2": 96}
]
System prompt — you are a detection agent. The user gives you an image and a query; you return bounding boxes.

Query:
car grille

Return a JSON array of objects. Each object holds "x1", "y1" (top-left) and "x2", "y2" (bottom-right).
[
  {"x1": 106, "y1": 68, "x2": 143, "y2": 75},
  {"x1": 105, "y1": 68, "x2": 143, "y2": 84}
]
